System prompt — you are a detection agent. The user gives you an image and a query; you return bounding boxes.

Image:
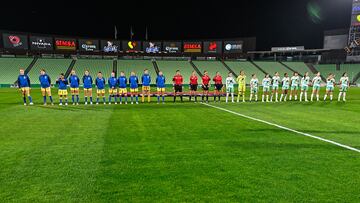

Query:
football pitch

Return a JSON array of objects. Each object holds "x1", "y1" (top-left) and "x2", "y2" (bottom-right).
[{"x1": 0, "y1": 88, "x2": 359, "y2": 202}]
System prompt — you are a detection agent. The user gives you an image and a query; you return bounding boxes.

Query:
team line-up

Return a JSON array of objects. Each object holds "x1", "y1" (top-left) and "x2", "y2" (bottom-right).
[{"x1": 16, "y1": 68, "x2": 350, "y2": 106}]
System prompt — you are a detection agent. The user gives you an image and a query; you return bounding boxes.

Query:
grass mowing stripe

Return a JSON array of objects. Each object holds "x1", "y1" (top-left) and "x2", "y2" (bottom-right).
[{"x1": 201, "y1": 102, "x2": 360, "y2": 154}]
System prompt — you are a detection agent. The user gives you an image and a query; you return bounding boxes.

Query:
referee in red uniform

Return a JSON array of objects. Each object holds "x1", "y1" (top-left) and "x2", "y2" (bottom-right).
[
  {"x1": 201, "y1": 71, "x2": 211, "y2": 103},
  {"x1": 213, "y1": 71, "x2": 223, "y2": 102},
  {"x1": 173, "y1": 70, "x2": 184, "y2": 102}
]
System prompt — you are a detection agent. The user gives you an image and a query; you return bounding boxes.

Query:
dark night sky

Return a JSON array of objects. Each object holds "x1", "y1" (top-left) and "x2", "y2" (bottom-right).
[{"x1": 0, "y1": 0, "x2": 353, "y2": 50}]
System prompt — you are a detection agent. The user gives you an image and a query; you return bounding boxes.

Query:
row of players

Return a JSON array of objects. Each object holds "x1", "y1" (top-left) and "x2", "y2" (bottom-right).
[{"x1": 16, "y1": 68, "x2": 350, "y2": 105}]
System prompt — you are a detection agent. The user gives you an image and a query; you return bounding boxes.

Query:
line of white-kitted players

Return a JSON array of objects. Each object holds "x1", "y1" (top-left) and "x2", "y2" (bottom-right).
[{"x1": 227, "y1": 71, "x2": 350, "y2": 103}]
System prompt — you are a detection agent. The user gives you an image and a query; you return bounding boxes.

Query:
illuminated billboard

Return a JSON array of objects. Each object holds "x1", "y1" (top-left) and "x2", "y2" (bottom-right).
[
  {"x1": 122, "y1": 41, "x2": 141, "y2": 52},
  {"x1": 143, "y1": 41, "x2": 161, "y2": 53},
  {"x1": 101, "y1": 40, "x2": 120, "y2": 52},
  {"x1": 79, "y1": 39, "x2": 99, "y2": 52},
  {"x1": 223, "y1": 41, "x2": 243, "y2": 53},
  {"x1": 183, "y1": 42, "x2": 202, "y2": 53},
  {"x1": 29, "y1": 36, "x2": 53, "y2": 50},
  {"x1": 162, "y1": 41, "x2": 181, "y2": 53},
  {"x1": 203, "y1": 41, "x2": 222, "y2": 54},
  {"x1": 2, "y1": 33, "x2": 28, "y2": 50},
  {"x1": 55, "y1": 38, "x2": 77, "y2": 50}
]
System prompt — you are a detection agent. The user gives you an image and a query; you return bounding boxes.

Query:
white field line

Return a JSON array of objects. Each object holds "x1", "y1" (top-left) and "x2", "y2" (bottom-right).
[{"x1": 201, "y1": 102, "x2": 360, "y2": 153}]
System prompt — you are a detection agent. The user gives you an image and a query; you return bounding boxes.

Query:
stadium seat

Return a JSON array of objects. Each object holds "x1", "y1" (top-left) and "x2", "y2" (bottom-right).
[
  {"x1": 254, "y1": 61, "x2": 290, "y2": 76},
  {"x1": 28, "y1": 58, "x2": 72, "y2": 84},
  {"x1": 193, "y1": 61, "x2": 229, "y2": 83},
  {"x1": 156, "y1": 60, "x2": 198, "y2": 84},
  {"x1": 117, "y1": 59, "x2": 157, "y2": 84},
  {"x1": 224, "y1": 61, "x2": 265, "y2": 83},
  {"x1": 72, "y1": 59, "x2": 114, "y2": 80},
  {"x1": 340, "y1": 64, "x2": 360, "y2": 82},
  {"x1": 282, "y1": 62, "x2": 312, "y2": 76},
  {"x1": 0, "y1": 57, "x2": 33, "y2": 85}
]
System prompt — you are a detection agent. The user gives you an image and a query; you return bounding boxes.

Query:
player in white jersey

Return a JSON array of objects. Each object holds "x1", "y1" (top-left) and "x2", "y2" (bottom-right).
[
  {"x1": 270, "y1": 72, "x2": 280, "y2": 102},
  {"x1": 311, "y1": 72, "x2": 322, "y2": 102},
  {"x1": 280, "y1": 73, "x2": 290, "y2": 102},
  {"x1": 324, "y1": 73, "x2": 335, "y2": 101},
  {"x1": 249, "y1": 74, "x2": 259, "y2": 102},
  {"x1": 299, "y1": 72, "x2": 310, "y2": 102},
  {"x1": 289, "y1": 72, "x2": 300, "y2": 101},
  {"x1": 262, "y1": 74, "x2": 271, "y2": 102},
  {"x1": 338, "y1": 72, "x2": 349, "y2": 102},
  {"x1": 225, "y1": 72, "x2": 236, "y2": 103}
]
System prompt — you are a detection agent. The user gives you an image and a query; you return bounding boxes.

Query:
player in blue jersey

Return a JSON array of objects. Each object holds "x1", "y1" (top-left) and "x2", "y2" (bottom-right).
[
  {"x1": 118, "y1": 71, "x2": 128, "y2": 104},
  {"x1": 83, "y1": 70, "x2": 93, "y2": 105},
  {"x1": 156, "y1": 71, "x2": 166, "y2": 104},
  {"x1": 129, "y1": 71, "x2": 139, "y2": 104},
  {"x1": 69, "y1": 70, "x2": 80, "y2": 105},
  {"x1": 108, "y1": 71, "x2": 118, "y2": 104},
  {"x1": 39, "y1": 69, "x2": 54, "y2": 105},
  {"x1": 56, "y1": 73, "x2": 68, "y2": 106},
  {"x1": 17, "y1": 68, "x2": 33, "y2": 105},
  {"x1": 141, "y1": 69, "x2": 151, "y2": 103},
  {"x1": 95, "y1": 72, "x2": 106, "y2": 105}
]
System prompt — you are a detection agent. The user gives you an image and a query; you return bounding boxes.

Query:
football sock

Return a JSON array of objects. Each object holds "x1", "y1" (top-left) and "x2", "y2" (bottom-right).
[
  {"x1": 43, "y1": 96, "x2": 46, "y2": 104},
  {"x1": 72, "y1": 95, "x2": 75, "y2": 103},
  {"x1": 23, "y1": 97, "x2": 26, "y2": 103},
  {"x1": 28, "y1": 96, "x2": 33, "y2": 103}
]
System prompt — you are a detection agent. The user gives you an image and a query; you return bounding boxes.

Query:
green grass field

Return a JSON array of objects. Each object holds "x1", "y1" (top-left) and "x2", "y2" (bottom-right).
[{"x1": 0, "y1": 87, "x2": 360, "y2": 202}]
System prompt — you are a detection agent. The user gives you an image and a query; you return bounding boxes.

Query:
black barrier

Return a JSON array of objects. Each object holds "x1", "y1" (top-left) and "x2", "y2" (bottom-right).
[
  {"x1": 101, "y1": 40, "x2": 120, "y2": 52},
  {"x1": 79, "y1": 39, "x2": 99, "y2": 52},
  {"x1": 2, "y1": 33, "x2": 28, "y2": 50},
  {"x1": 30, "y1": 36, "x2": 53, "y2": 51}
]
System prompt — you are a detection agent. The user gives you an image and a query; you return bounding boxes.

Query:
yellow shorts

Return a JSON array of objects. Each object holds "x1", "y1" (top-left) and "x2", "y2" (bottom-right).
[
  {"x1": 109, "y1": 88, "x2": 117, "y2": 95},
  {"x1": 157, "y1": 87, "x2": 165, "y2": 92},
  {"x1": 70, "y1": 87, "x2": 79, "y2": 92},
  {"x1": 58, "y1": 89, "x2": 68, "y2": 96},
  {"x1": 142, "y1": 86, "x2": 150, "y2": 91},
  {"x1": 84, "y1": 88, "x2": 92, "y2": 91},
  {"x1": 97, "y1": 89, "x2": 105, "y2": 94},
  {"x1": 130, "y1": 88, "x2": 138, "y2": 93},
  {"x1": 238, "y1": 84, "x2": 246, "y2": 92},
  {"x1": 119, "y1": 88, "x2": 127, "y2": 94},
  {"x1": 21, "y1": 87, "x2": 30, "y2": 96},
  {"x1": 41, "y1": 87, "x2": 51, "y2": 95}
]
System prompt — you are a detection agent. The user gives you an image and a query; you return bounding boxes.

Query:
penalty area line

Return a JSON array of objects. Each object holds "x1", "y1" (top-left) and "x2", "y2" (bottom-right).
[{"x1": 201, "y1": 102, "x2": 360, "y2": 154}]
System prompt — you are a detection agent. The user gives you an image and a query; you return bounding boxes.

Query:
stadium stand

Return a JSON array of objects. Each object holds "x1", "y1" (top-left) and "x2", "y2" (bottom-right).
[
  {"x1": 282, "y1": 62, "x2": 312, "y2": 75},
  {"x1": 315, "y1": 64, "x2": 340, "y2": 79},
  {"x1": 340, "y1": 64, "x2": 360, "y2": 82},
  {"x1": 28, "y1": 58, "x2": 72, "y2": 84},
  {"x1": 193, "y1": 61, "x2": 228, "y2": 83},
  {"x1": 0, "y1": 57, "x2": 33, "y2": 85},
  {"x1": 253, "y1": 61, "x2": 290, "y2": 76},
  {"x1": 72, "y1": 59, "x2": 114, "y2": 81},
  {"x1": 117, "y1": 59, "x2": 157, "y2": 84},
  {"x1": 224, "y1": 61, "x2": 265, "y2": 83},
  {"x1": 156, "y1": 60, "x2": 198, "y2": 84}
]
